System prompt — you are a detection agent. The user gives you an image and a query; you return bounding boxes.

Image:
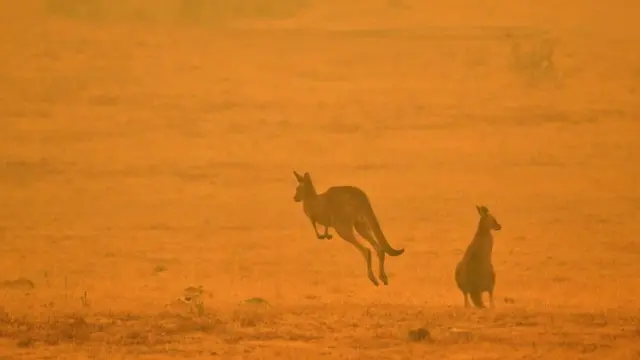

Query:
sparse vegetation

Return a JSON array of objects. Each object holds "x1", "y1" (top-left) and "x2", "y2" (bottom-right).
[
  {"x1": 80, "y1": 291, "x2": 91, "y2": 308},
  {"x1": 2, "y1": 0, "x2": 639, "y2": 358}
]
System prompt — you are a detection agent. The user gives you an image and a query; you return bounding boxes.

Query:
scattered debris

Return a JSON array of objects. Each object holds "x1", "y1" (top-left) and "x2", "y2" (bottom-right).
[
  {"x1": 449, "y1": 327, "x2": 473, "y2": 342},
  {"x1": 165, "y1": 298, "x2": 193, "y2": 314},
  {"x1": 153, "y1": 265, "x2": 168, "y2": 273},
  {"x1": 16, "y1": 337, "x2": 35, "y2": 348},
  {"x1": 163, "y1": 286, "x2": 208, "y2": 317}
]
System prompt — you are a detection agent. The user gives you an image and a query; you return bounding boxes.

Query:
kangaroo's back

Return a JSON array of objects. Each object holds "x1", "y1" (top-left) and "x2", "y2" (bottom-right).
[
  {"x1": 325, "y1": 185, "x2": 405, "y2": 257},
  {"x1": 323, "y1": 186, "x2": 370, "y2": 216}
]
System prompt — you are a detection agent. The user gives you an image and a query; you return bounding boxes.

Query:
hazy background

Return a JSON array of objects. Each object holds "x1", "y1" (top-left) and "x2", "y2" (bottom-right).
[{"x1": 1, "y1": 1, "x2": 639, "y2": 358}]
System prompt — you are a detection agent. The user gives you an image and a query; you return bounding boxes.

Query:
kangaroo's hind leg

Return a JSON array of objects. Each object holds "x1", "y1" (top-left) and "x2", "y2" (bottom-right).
[
  {"x1": 321, "y1": 225, "x2": 333, "y2": 240},
  {"x1": 334, "y1": 222, "x2": 379, "y2": 286},
  {"x1": 354, "y1": 219, "x2": 388, "y2": 285}
]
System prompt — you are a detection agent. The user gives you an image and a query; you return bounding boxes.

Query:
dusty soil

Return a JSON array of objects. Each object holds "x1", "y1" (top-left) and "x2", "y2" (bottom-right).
[{"x1": 1, "y1": 1, "x2": 639, "y2": 359}]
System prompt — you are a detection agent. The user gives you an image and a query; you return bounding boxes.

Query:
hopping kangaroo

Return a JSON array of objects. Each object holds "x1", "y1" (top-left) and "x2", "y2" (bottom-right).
[
  {"x1": 455, "y1": 205, "x2": 502, "y2": 308},
  {"x1": 292, "y1": 171, "x2": 404, "y2": 286}
]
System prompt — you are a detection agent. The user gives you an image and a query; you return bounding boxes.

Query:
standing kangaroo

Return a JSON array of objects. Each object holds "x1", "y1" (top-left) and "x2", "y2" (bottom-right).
[
  {"x1": 292, "y1": 171, "x2": 405, "y2": 286},
  {"x1": 455, "y1": 205, "x2": 502, "y2": 308}
]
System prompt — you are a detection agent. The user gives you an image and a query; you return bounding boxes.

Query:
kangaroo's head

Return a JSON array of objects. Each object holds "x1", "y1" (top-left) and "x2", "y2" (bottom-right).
[
  {"x1": 293, "y1": 170, "x2": 313, "y2": 202},
  {"x1": 476, "y1": 205, "x2": 502, "y2": 231}
]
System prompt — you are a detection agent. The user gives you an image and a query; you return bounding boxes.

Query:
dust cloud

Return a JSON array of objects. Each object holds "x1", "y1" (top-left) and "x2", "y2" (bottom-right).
[{"x1": 0, "y1": 1, "x2": 639, "y2": 358}]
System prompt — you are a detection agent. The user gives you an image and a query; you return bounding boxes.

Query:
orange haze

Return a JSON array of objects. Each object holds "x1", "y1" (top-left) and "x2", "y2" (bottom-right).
[{"x1": 1, "y1": 1, "x2": 639, "y2": 358}]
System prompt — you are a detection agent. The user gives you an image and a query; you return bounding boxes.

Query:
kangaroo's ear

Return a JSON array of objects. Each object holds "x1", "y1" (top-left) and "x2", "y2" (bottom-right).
[
  {"x1": 303, "y1": 172, "x2": 311, "y2": 181},
  {"x1": 293, "y1": 171, "x2": 304, "y2": 183},
  {"x1": 477, "y1": 205, "x2": 489, "y2": 216}
]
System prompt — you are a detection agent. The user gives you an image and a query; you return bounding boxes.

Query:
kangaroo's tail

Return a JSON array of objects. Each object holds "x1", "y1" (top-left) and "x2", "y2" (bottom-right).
[
  {"x1": 469, "y1": 291, "x2": 485, "y2": 308},
  {"x1": 361, "y1": 194, "x2": 405, "y2": 257}
]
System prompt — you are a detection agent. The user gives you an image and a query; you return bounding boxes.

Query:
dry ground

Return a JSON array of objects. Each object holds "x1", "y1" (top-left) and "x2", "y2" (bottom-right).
[{"x1": 1, "y1": 1, "x2": 640, "y2": 359}]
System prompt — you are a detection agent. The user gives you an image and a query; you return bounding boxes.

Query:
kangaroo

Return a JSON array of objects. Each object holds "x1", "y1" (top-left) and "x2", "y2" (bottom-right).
[
  {"x1": 292, "y1": 171, "x2": 405, "y2": 286},
  {"x1": 455, "y1": 205, "x2": 502, "y2": 308}
]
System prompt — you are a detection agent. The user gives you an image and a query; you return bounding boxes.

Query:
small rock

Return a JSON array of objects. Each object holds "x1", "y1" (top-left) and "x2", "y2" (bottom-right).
[
  {"x1": 407, "y1": 327, "x2": 431, "y2": 342},
  {"x1": 184, "y1": 286, "x2": 204, "y2": 299},
  {"x1": 153, "y1": 265, "x2": 167, "y2": 273},
  {"x1": 242, "y1": 297, "x2": 269, "y2": 306},
  {"x1": 1, "y1": 278, "x2": 35, "y2": 290},
  {"x1": 16, "y1": 337, "x2": 35, "y2": 348}
]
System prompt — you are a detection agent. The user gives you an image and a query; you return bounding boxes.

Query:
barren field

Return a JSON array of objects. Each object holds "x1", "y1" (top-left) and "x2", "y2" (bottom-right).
[{"x1": 1, "y1": 1, "x2": 640, "y2": 359}]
